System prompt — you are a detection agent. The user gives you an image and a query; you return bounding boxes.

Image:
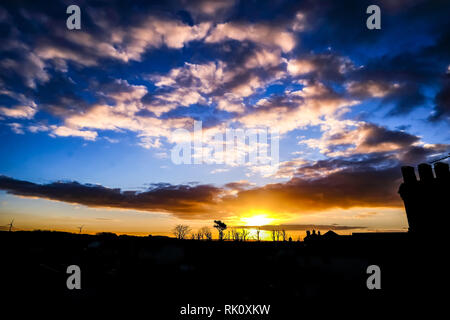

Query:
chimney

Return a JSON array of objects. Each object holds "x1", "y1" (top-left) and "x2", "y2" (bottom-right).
[
  {"x1": 418, "y1": 163, "x2": 434, "y2": 182},
  {"x1": 401, "y1": 166, "x2": 417, "y2": 184},
  {"x1": 434, "y1": 162, "x2": 449, "y2": 180}
]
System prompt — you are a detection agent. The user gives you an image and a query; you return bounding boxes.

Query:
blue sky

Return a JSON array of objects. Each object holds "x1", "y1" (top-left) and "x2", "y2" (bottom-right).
[{"x1": 0, "y1": 0, "x2": 448, "y2": 235}]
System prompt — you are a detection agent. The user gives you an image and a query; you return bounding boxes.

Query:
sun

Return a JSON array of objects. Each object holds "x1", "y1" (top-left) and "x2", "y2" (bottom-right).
[{"x1": 241, "y1": 214, "x2": 274, "y2": 226}]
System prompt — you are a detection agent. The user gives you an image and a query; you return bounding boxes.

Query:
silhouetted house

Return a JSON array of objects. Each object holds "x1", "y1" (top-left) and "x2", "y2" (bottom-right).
[
  {"x1": 322, "y1": 230, "x2": 339, "y2": 240},
  {"x1": 398, "y1": 162, "x2": 449, "y2": 234},
  {"x1": 304, "y1": 229, "x2": 322, "y2": 242}
]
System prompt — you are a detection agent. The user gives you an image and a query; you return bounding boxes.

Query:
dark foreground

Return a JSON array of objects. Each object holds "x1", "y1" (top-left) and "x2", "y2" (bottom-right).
[{"x1": 0, "y1": 230, "x2": 442, "y2": 317}]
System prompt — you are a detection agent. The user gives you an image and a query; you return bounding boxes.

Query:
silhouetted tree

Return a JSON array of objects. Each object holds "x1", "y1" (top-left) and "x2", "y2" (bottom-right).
[
  {"x1": 241, "y1": 229, "x2": 250, "y2": 241},
  {"x1": 173, "y1": 224, "x2": 190, "y2": 240},
  {"x1": 271, "y1": 229, "x2": 281, "y2": 241},
  {"x1": 255, "y1": 227, "x2": 261, "y2": 241},
  {"x1": 200, "y1": 227, "x2": 212, "y2": 240},
  {"x1": 214, "y1": 220, "x2": 227, "y2": 240},
  {"x1": 232, "y1": 228, "x2": 241, "y2": 241},
  {"x1": 281, "y1": 229, "x2": 287, "y2": 241}
]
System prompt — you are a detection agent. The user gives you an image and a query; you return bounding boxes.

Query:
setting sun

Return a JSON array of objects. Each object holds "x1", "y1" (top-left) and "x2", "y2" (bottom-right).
[{"x1": 241, "y1": 214, "x2": 274, "y2": 226}]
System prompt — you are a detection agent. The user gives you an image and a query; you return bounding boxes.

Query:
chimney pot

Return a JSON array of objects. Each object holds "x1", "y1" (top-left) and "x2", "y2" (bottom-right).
[
  {"x1": 401, "y1": 166, "x2": 417, "y2": 184},
  {"x1": 434, "y1": 162, "x2": 449, "y2": 180},
  {"x1": 418, "y1": 163, "x2": 434, "y2": 182}
]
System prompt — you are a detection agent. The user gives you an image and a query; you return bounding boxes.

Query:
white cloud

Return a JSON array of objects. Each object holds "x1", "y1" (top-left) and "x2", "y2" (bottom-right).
[
  {"x1": 8, "y1": 123, "x2": 24, "y2": 134},
  {"x1": 346, "y1": 80, "x2": 400, "y2": 98},
  {"x1": 50, "y1": 125, "x2": 98, "y2": 141},
  {"x1": 0, "y1": 90, "x2": 37, "y2": 119},
  {"x1": 0, "y1": 105, "x2": 36, "y2": 119},
  {"x1": 287, "y1": 59, "x2": 316, "y2": 75},
  {"x1": 205, "y1": 22, "x2": 297, "y2": 52},
  {"x1": 36, "y1": 17, "x2": 211, "y2": 66}
]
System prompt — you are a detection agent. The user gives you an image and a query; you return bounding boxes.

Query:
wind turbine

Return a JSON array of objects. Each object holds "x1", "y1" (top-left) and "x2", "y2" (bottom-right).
[
  {"x1": 77, "y1": 225, "x2": 84, "y2": 234},
  {"x1": 7, "y1": 219, "x2": 14, "y2": 232}
]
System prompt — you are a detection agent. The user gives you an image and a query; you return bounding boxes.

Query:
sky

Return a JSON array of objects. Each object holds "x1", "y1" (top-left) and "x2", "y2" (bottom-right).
[{"x1": 0, "y1": 0, "x2": 449, "y2": 238}]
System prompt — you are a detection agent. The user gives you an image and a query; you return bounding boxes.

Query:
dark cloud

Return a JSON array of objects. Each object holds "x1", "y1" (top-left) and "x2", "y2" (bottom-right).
[
  {"x1": 359, "y1": 123, "x2": 419, "y2": 148},
  {"x1": 292, "y1": 53, "x2": 354, "y2": 82},
  {"x1": 1, "y1": 138, "x2": 446, "y2": 218},
  {"x1": 228, "y1": 140, "x2": 448, "y2": 214},
  {"x1": 237, "y1": 224, "x2": 366, "y2": 231},
  {"x1": 429, "y1": 74, "x2": 450, "y2": 123},
  {"x1": 0, "y1": 176, "x2": 224, "y2": 219},
  {"x1": 224, "y1": 180, "x2": 254, "y2": 190}
]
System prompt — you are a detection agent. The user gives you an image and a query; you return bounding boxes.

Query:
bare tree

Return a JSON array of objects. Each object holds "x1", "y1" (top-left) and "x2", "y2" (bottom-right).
[
  {"x1": 241, "y1": 229, "x2": 250, "y2": 241},
  {"x1": 173, "y1": 224, "x2": 191, "y2": 240},
  {"x1": 200, "y1": 227, "x2": 212, "y2": 240},
  {"x1": 214, "y1": 220, "x2": 227, "y2": 241},
  {"x1": 231, "y1": 228, "x2": 240, "y2": 241},
  {"x1": 255, "y1": 227, "x2": 261, "y2": 241},
  {"x1": 271, "y1": 229, "x2": 281, "y2": 241},
  {"x1": 281, "y1": 229, "x2": 287, "y2": 241}
]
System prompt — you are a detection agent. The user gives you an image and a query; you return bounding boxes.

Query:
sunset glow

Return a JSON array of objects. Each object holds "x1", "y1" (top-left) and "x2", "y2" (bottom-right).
[
  {"x1": 0, "y1": 0, "x2": 448, "y2": 237},
  {"x1": 241, "y1": 214, "x2": 275, "y2": 227}
]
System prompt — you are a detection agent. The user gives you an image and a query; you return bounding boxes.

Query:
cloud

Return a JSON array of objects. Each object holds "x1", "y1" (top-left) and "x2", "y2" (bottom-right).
[
  {"x1": 0, "y1": 90, "x2": 37, "y2": 119},
  {"x1": 346, "y1": 80, "x2": 400, "y2": 99},
  {"x1": 226, "y1": 145, "x2": 447, "y2": 214},
  {"x1": 0, "y1": 51, "x2": 49, "y2": 88},
  {"x1": 429, "y1": 74, "x2": 450, "y2": 122},
  {"x1": 238, "y1": 224, "x2": 366, "y2": 231},
  {"x1": 0, "y1": 0, "x2": 448, "y2": 184},
  {"x1": 301, "y1": 122, "x2": 422, "y2": 157},
  {"x1": 34, "y1": 14, "x2": 211, "y2": 66},
  {"x1": 0, "y1": 105, "x2": 36, "y2": 119},
  {"x1": 245, "y1": 48, "x2": 282, "y2": 69},
  {"x1": 1, "y1": 137, "x2": 446, "y2": 219},
  {"x1": 205, "y1": 22, "x2": 297, "y2": 52},
  {"x1": 50, "y1": 125, "x2": 98, "y2": 141},
  {"x1": 181, "y1": 0, "x2": 236, "y2": 19},
  {"x1": 7, "y1": 122, "x2": 24, "y2": 134},
  {"x1": 224, "y1": 180, "x2": 255, "y2": 191},
  {"x1": 0, "y1": 176, "x2": 224, "y2": 220},
  {"x1": 237, "y1": 81, "x2": 358, "y2": 134},
  {"x1": 287, "y1": 53, "x2": 355, "y2": 81},
  {"x1": 273, "y1": 159, "x2": 308, "y2": 179},
  {"x1": 96, "y1": 79, "x2": 148, "y2": 103}
]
